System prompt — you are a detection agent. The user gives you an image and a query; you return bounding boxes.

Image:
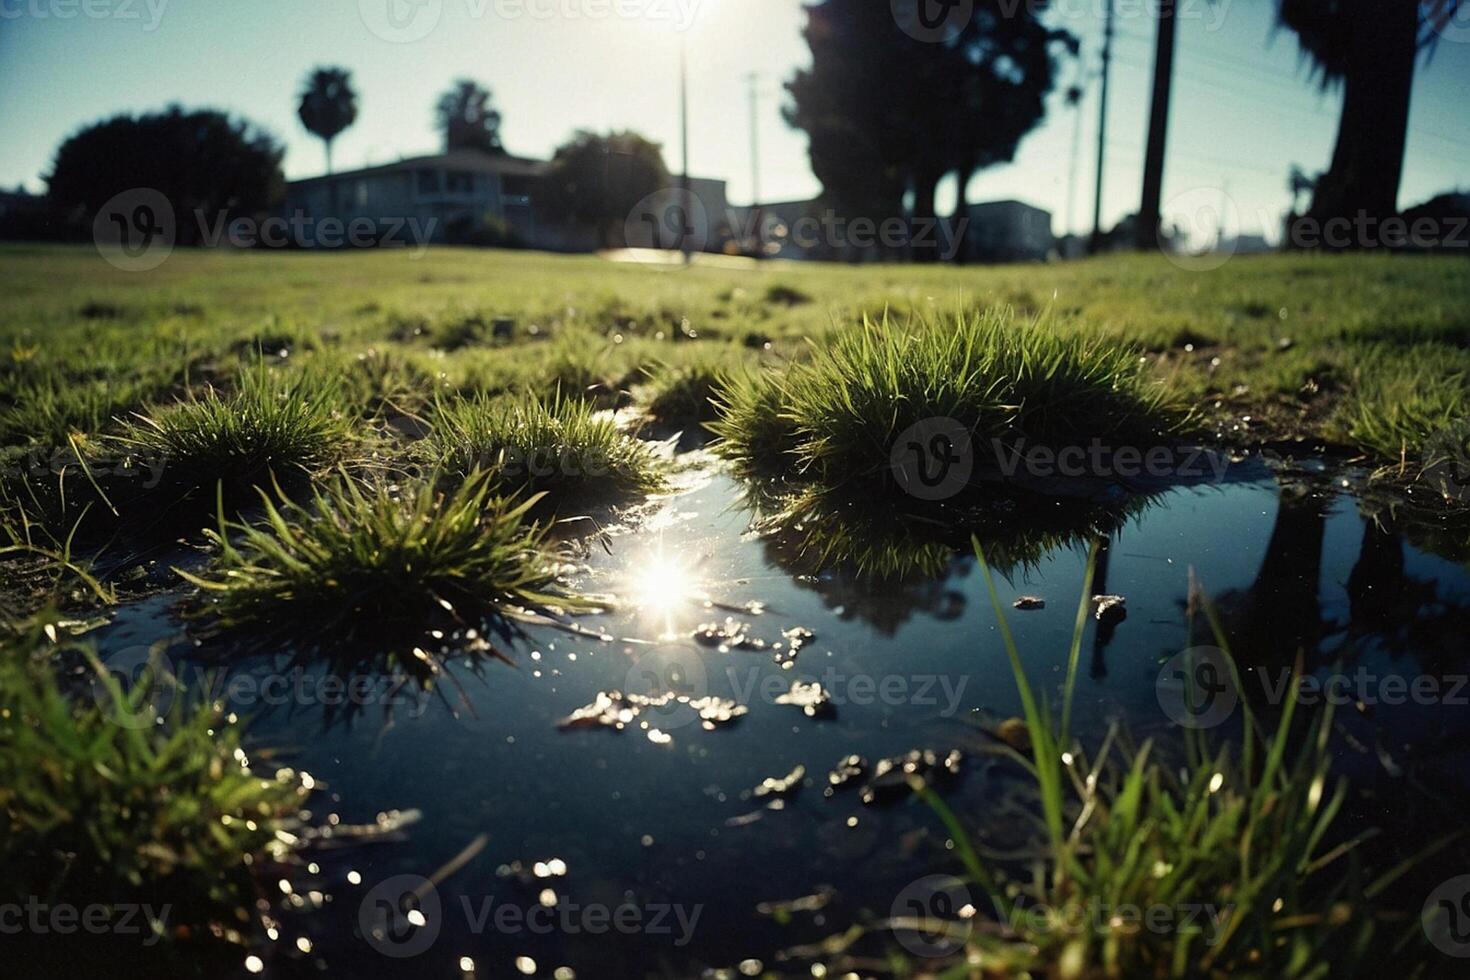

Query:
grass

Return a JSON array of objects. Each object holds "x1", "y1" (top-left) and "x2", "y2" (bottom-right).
[
  {"x1": 638, "y1": 352, "x2": 737, "y2": 423},
  {"x1": 725, "y1": 310, "x2": 1184, "y2": 497},
  {"x1": 422, "y1": 391, "x2": 666, "y2": 507},
  {"x1": 2, "y1": 246, "x2": 1465, "y2": 486},
  {"x1": 113, "y1": 363, "x2": 352, "y2": 508},
  {"x1": 0, "y1": 625, "x2": 311, "y2": 963},
  {"x1": 873, "y1": 542, "x2": 1452, "y2": 977},
  {"x1": 179, "y1": 470, "x2": 592, "y2": 680}
]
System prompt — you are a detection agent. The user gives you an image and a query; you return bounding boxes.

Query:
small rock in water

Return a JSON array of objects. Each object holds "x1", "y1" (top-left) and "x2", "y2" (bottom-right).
[
  {"x1": 772, "y1": 626, "x2": 815, "y2": 669},
  {"x1": 1091, "y1": 594, "x2": 1127, "y2": 624},
  {"x1": 557, "y1": 691, "x2": 747, "y2": 732},
  {"x1": 993, "y1": 717, "x2": 1031, "y2": 753},
  {"x1": 860, "y1": 749, "x2": 963, "y2": 805},
  {"x1": 824, "y1": 754, "x2": 867, "y2": 796},
  {"x1": 775, "y1": 680, "x2": 834, "y2": 718},
  {"x1": 753, "y1": 765, "x2": 806, "y2": 801},
  {"x1": 692, "y1": 618, "x2": 767, "y2": 652},
  {"x1": 1012, "y1": 596, "x2": 1046, "y2": 611}
]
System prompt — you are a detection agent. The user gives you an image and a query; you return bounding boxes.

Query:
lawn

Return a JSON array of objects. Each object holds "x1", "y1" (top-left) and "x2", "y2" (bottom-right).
[
  {"x1": 2, "y1": 243, "x2": 1469, "y2": 974},
  {"x1": 2, "y1": 244, "x2": 1466, "y2": 469}
]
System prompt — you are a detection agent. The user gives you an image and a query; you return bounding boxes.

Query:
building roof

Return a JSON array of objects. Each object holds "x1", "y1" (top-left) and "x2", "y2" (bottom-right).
[
  {"x1": 288, "y1": 149, "x2": 550, "y2": 187},
  {"x1": 967, "y1": 198, "x2": 1051, "y2": 216}
]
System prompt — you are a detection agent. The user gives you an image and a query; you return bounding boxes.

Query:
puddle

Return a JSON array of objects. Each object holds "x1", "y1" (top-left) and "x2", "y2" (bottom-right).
[{"x1": 86, "y1": 455, "x2": 1470, "y2": 977}]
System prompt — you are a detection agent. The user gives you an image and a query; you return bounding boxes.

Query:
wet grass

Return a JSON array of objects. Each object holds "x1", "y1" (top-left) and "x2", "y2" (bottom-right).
[
  {"x1": 726, "y1": 310, "x2": 1184, "y2": 495},
  {"x1": 0, "y1": 626, "x2": 311, "y2": 964},
  {"x1": 422, "y1": 391, "x2": 666, "y2": 507},
  {"x1": 638, "y1": 353, "x2": 734, "y2": 424},
  {"x1": 180, "y1": 470, "x2": 592, "y2": 680},
  {"x1": 113, "y1": 365, "x2": 353, "y2": 507},
  {"x1": 884, "y1": 544, "x2": 1452, "y2": 977},
  {"x1": 3, "y1": 247, "x2": 1464, "y2": 490}
]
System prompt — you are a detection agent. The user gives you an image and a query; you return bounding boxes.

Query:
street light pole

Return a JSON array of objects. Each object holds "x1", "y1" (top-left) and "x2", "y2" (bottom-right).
[
  {"x1": 1090, "y1": 0, "x2": 1114, "y2": 254},
  {"x1": 680, "y1": 35, "x2": 692, "y2": 265}
]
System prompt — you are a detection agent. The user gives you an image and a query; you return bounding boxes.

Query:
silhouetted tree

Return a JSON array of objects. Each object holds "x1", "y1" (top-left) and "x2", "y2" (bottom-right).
[
  {"x1": 297, "y1": 66, "x2": 358, "y2": 175},
  {"x1": 544, "y1": 130, "x2": 670, "y2": 248},
  {"x1": 435, "y1": 79, "x2": 504, "y2": 154},
  {"x1": 785, "y1": 0, "x2": 1071, "y2": 261},
  {"x1": 46, "y1": 106, "x2": 284, "y2": 246},
  {"x1": 1278, "y1": 0, "x2": 1465, "y2": 246}
]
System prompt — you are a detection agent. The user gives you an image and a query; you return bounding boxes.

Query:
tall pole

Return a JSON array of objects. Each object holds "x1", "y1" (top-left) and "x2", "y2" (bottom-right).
[
  {"x1": 680, "y1": 36, "x2": 692, "y2": 264},
  {"x1": 746, "y1": 71, "x2": 763, "y2": 258},
  {"x1": 1137, "y1": 0, "x2": 1178, "y2": 250},
  {"x1": 746, "y1": 72, "x2": 760, "y2": 208},
  {"x1": 1089, "y1": 0, "x2": 1114, "y2": 254}
]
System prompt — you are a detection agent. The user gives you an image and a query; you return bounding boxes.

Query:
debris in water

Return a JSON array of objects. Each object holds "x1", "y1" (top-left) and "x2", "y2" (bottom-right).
[
  {"x1": 692, "y1": 618, "x2": 767, "y2": 652},
  {"x1": 1091, "y1": 594, "x2": 1128, "y2": 624},
  {"x1": 756, "y1": 885, "x2": 835, "y2": 920},
  {"x1": 824, "y1": 754, "x2": 867, "y2": 797},
  {"x1": 497, "y1": 858, "x2": 567, "y2": 885},
  {"x1": 992, "y1": 717, "x2": 1031, "y2": 753},
  {"x1": 558, "y1": 690, "x2": 747, "y2": 732},
  {"x1": 753, "y1": 765, "x2": 806, "y2": 801},
  {"x1": 725, "y1": 809, "x2": 765, "y2": 827},
  {"x1": 1012, "y1": 596, "x2": 1046, "y2": 610},
  {"x1": 860, "y1": 749, "x2": 963, "y2": 805},
  {"x1": 775, "y1": 680, "x2": 833, "y2": 718},
  {"x1": 773, "y1": 626, "x2": 815, "y2": 669}
]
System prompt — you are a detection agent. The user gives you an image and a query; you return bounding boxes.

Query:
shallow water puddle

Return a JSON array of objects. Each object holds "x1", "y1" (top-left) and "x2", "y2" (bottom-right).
[{"x1": 88, "y1": 455, "x2": 1470, "y2": 976}]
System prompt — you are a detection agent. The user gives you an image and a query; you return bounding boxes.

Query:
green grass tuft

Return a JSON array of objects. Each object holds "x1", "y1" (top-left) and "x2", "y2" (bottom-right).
[
  {"x1": 639, "y1": 356, "x2": 731, "y2": 423},
  {"x1": 114, "y1": 364, "x2": 352, "y2": 507},
  {"x1": 180, "y1": 470, "x2": 592, "y2": 676},
  {"x1": 423, "y1": 392, "x2": 665, "y2": 507},
  {"x1": 0, "y1": 629, "x2": 310, "y2": 954},
  {"x1": 889, "y1": 543, "x2": 1451, "y2": 977}
]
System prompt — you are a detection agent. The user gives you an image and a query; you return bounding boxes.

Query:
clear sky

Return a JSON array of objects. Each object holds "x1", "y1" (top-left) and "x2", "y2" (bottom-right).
[{"x1": 1, "y1": 0, "x2": 1467, "y2": 242}]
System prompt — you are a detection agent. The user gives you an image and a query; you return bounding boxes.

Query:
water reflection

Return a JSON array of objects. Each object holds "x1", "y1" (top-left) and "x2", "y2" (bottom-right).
[{"x1": 747, "y1": 483, "x2": 1160, "y2": 634}]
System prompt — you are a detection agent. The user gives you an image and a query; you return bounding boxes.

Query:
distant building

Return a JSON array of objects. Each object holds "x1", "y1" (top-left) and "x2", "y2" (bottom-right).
[
  {"x1": 727, "y1": 196, "x2": 1054, "y2": 263},
  {"x1": 283, "y1": 149, "x2": 730, "y2": 253},
  {"x1": 963, "y1": 199, "x2": 1053, "y2": 262}
]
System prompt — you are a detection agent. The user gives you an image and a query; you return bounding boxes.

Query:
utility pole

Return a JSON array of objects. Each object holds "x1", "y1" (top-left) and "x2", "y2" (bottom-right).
[
  {"x1": 1065, "y1": 71, "x2": 1087, "y2": 254},
  {"x1": 1089, "y1": 0, "x2": 1114, "y2": 254},
  {"x1": 746, "y1": 71, "x2": 763, "y2": 258},
  {"x1": 680, "y1": 35, "x2": 692, "y2": 264},
  {"x1": 746, "y1": 72, "x2": 760, "y2": 208},
  {"x1": 1137, "y1": 0, "x2": 1178, "y2": 250}
]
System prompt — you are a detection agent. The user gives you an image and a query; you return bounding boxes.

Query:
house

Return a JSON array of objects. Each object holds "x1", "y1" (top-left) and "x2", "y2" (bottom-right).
[
  {"x1": 283, "y1": 150, "x2": 730, "y2": 253},
  {"x1": 963, "y1": 199, "x2": 1053, "y2": 262}
]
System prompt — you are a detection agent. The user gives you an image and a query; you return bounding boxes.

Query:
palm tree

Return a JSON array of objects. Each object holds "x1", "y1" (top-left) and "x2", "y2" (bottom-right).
[
  {"x1": 296, "y1": 66, "x2": 358, "y2": 176},
  {"x1": 435, "y1": 80, "x2": 504, "y2": 155},
  {"x1": 1278, "y1": 0, "x2": 1463, "y2": 245}
]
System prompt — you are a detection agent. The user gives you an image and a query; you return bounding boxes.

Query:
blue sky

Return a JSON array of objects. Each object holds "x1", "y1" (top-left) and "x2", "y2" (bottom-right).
[{"x1": 1, "y1": 0, "x2": 1467, "y2": 241}]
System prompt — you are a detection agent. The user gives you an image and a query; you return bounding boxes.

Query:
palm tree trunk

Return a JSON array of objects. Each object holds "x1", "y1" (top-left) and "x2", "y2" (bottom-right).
[
  {"x1": 950, "y1": 161, "x2": 973, "y2": 264},
  {"x1": 910, "y1": 166, "x2": 943, "y2": 263},
  {"x1": 1294, "y1": 0, "x2": 1418, "y2": 246}
]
